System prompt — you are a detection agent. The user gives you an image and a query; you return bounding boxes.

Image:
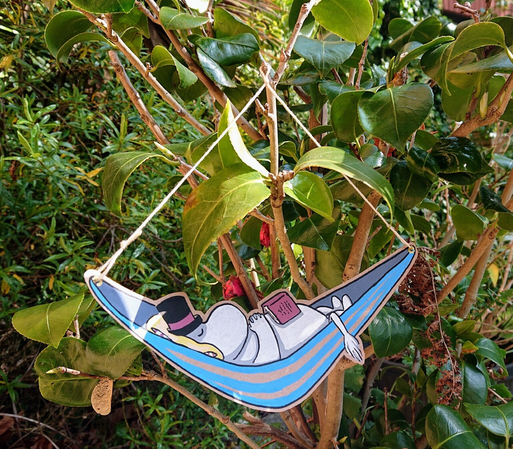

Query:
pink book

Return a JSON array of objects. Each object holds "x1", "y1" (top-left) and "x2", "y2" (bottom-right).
[{"x1": 262, "y1": 292, "x2": 301, "y2": 325}]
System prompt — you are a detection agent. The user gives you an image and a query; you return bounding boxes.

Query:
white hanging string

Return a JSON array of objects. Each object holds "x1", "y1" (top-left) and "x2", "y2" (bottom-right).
[
  {"x1": 261, "y1": 75, "x2": 411, "y2": 249},
  {"x1": 95, "y1": 83, "x2": 267, "y2": 281}
]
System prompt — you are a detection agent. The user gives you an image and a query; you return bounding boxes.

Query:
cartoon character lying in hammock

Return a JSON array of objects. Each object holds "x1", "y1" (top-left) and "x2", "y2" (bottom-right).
[{"x1": 146, "y1": 290, "x2": 363, "y2": 365}]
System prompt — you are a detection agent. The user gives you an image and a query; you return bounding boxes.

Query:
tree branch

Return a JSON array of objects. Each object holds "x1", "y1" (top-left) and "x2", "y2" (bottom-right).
[
  {"x1": 81, "y1": 11, "x2": 211, "y2": 136},
  {"x1": 143, "y1": 0, "x2": 264, "y2": 142}
]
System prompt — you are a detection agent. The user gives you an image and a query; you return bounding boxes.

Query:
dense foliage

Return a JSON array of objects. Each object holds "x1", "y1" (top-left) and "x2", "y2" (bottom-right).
[{"x1": 4, "y1": 0, "x2": 513, "y2": 448}]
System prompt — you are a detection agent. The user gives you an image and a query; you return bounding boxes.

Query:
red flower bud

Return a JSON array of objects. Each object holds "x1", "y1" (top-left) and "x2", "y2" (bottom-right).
[
  {"x1": 223, "y1": 275, "x2": 245, "y2": 300},
  {"x1": 260, "y1": 222, "x2": 271, "y2": 248}
]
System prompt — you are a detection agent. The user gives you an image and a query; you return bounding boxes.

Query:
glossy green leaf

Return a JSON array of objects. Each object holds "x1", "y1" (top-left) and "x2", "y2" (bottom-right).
[
  {"x1": 499, "y1": 212, "x2": 513, "y2": 231},
  {"x1": 369, "y1": 307, "x2": 413, "y2": 357},
  {"x1": 183, "y1": 164, "x2": 270, "y2": 275},
  {"x1": 112, "y1": 8, "x2": 149, "y2": 38},
  {"x1": 493, "y1": 154, "x2": 513, "y2": 170},
  {"x1": 45, "y1": 11, "x2": 93, "y2": 58},
  {"x1": 367, "y1": 226, "x2": 393, "y2": 259},
  {"x1": 358, "y1": 83, "x2": 433, "y2": 150},
  {"x1": 294, "y1": 35, "x2": 355, "y2": 76},
  {"x1": 152, "y1": 46, "x2": 198, "y2": 89},
  {"x1": 56, "y1": 32, "x2": 109, "y2": 64},
  {"x1": 390, "y1": 161, "x2": 432, "y2": 210},
  {"x1": 12, "y1": 293, "x2": 84, "y2": 348},
  {"x1": 414, "y1": 129, "x2": 438, "y2": 151},
  {"x1": 480, "y1": 185, "x2": 512, "y2": 214},
  {"x1": 330, "y1": 178, "x2": 372, "y2": 207},
  {"x1": 119, "y1": 27, "x2": 142, "y2": 56},
  {"x1": 35, "y1": 338, "x2": 98, "y2": 407},
  {"x1": 102, "y1": 152, "x2": 167, "y2": 215},
  {"x1": 240, "y1": 216, "x2": 263, "y2": 250},
  {"x1": 451, "y1": 22, "x2": 507, "y2": 60},
  {"x1": 185, "y1": 133, "x2": 222, "y2": 176},
  {"x1": 197, "y1": 48, "x2": 236, "y2": 87},
  {"x1": 380, "y1": 431, "x2": 416, "y2": 449},
  {"x1": 465, "y1": 402, "x2": 513, "y2": 439},
  {"x1": 475, "y1": 337, "x2": 507, "y2": 370},
  {"x1": 440, "y1": 240, "x2": 463, "y2": 267},
  {"x1": 160, "y1": 7, "x2": 209, "y2": 30},
  {"x1": 68, "y1": 0, "x2": 135, "y2": 13},
  {"x1": 441, "y1": 81, "x2": 473, "y2": 121},
  {"x1": 394, "y1": 36, "x2": 454, "y2": 73},
  {"x1": 431, "y1": 137, "x2": 493, "y2": 185},
  {"x1": 390, "y1": 16, "x2": 442, "y2": 51},
  {"x1": 319, "y1": 81, "x2": 354, "y2": 103},
  {"x1": 315, "y1": 235, "x2": 368, "y2": 288},
  {"x1": 213, "y1": 8, "x2": 259, "y2": 41},
  {"x1": 294, "y1": 147, "x2": 394, "y2": 212},
  {"x1": 312, "y1": 0, "x2": 373, "y2": 45},
  {"x1": 285, "y1": 172, "x2": 333, "y2": 220},
  {"x1": 389, "y1": 18, "x2": 413, "y2": 40},
  {"x1": 411, "y1": 214, "x2": 432, "y2": 235},
  {"x1": 426, "y1": 405, "x2": 486, "y2": 449},
  {"x1": 421, "y1": 42, "x2": 452, "y2": 79},
  {"x1": 218, "y1": 102, "x2": 268, "y2": 176},
  {"x1": 331, "y1": 90, "x2": 365, "y2": 143},
  {"x1": 406, "y1": 147, "x2": 440, "y2": 182},
  {"x1": 85, "y1": 327, "x2": 145, "y2": 379},
  {"x1": 196, "y1": 34, "x2": 259, "y2": 66},
  {"x1": 288, "y1": 203, "x2": 341, "y2": 251},
  {"x1": 451, "y1": 205, "x2": 485, "y2": 241},
  {"x1": 462, "y1": 362, "x2": 487, "y2": 405}
]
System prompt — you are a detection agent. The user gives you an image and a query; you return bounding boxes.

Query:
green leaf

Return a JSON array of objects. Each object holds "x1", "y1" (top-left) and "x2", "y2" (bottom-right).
[
  {"x1": 431, "y1": 137, "x2": 493, "y2": 185},
  {"x1": 480, "y1": 185, "x2": 512, "y2": 214},
  {"x1": 389, "y1": 18, "x2": 413, "y2": 39},
  {"x1": 12, "y1": 293, "x2": 84, "y2": 348},
  {"x1": 56, "y1": 32, "x2": 109, "y2": 64},
  {"x1": 426, "y1": 405, "x2": 486, "y2": 449},
  {"x1": 475, "y1": 337, "x2": 507, "y2": 370},
  {"x1": 197, "y1": 48, "x2": 236, "y2": 87},
  {"x1": 406, "y1": 147, "x2": 440, "y2": 182},
  {"x1": 213, "y1": 8, "x2": 259, "y2": 41},
  {"x1": 294, "y1": 147, "x2": 395, "y2": 213},
  {"x1": 344, "y1": 393, "x2": 362, "y2": 420},
  {"x1": 380, "y1": 431, "x2": 416, "y2": 449},
  {"x1": 184, "y1": 133, "x2": 222, "y2": 176},
  {"x1": 465, "y1": 402, "x2": 513, "y2": 439},
  {"x1": 151, "y1": 45, "x2": 198, "y2": 89},
  {"x1": 390, "y1": 16, "x2": 442, "y2": 51},
  {"x1": 312, "y1": 0, "x2": 373, "y2": 45},
  {"x1": 293, "y1": 35, "x2": 355, "y2": 76},
  {"x1": 415, "y1": 130, "x2": 438, "y2": 151},
  {"x1": 288, "y1": 203, "x2": 341, "y2": 251},
  {"x1": 411, "y1": 214, "x2": 432, "y2": 235},
  {"x1": 196, "y1": 34, "x2": 259, "y2": 66},
  {"x1": 112, "y1": 8, "x2": 149, "y2": 38},
  {"x1": 331, "y1": 90, "x2": 365, "y2": 143},
  {"x1": 451, "y1": 205, "x2": 485, "y2": 241},
  {"x1": 284, "y1": 172, "x2": 333, "y2": 220},
  {"x1": 440, "y1": 240, "x2": 463, "y2": 267},
  {"x1": 85, "y1": 327, "x2": 145, "y2": 379},
  {"x1": 183, "y1": 164, "x2": 270, "y2": 275},
  {"x1": 319, "y1": 81, "x2": 354, "y2": 103},
  {"x1": 462, "y1": 362, "x2": 487, "y2": 405},
  {"x1": 315, "y1": 235, "x2": 368, "y2": 289},
  {"x1": 498, "y1": 212, "x2": 513, "y2": 231},
  {"x1": 45, "y1": 11, "x2": 93, "y2": 58},
  {"x1": 390, "y1": 161, "x2": 432, "y2": 210},
  {"x1": 35, "y1": 338, "x2": 98, "y2": 407},
  {"x1": 218, "y1": 102, "x2": 268, "y2": 176},
  {"x1": 68, "y1": 0, "x2": 135, "y2": 13},
  {"x1": 441, "y1": 81, "x2": 474, "y2": 122},
  {"x1": 393, "y1": 36, "x2": 454, "y2": 73},
  {"x1": 369, "y1": 307, "x2": 413, "y2": 357},
  {"x1": 240, "y1": 216, "x2": 263, "y2": 250},
  {"x1": 451, "y1": 22, "x2": 507, "y2": 61},
  {"x1": 102, "y1": 152, "x2": 167, "y2": 215},
  {"x1": 367, "y1": 226, "x2": 393, "y2": 259},
  {"x1": 119, "y1": 27, "x2": 142, "y2": 56},
  {"x1": 160, "y1": 7, "x2": 208, "y2": 29},
  {"x1": 358, "y1": 83, "x2": 433, "y2": 150},
  {"x1": 493, "y1": 154, "x2": 513, "y2": 170}
]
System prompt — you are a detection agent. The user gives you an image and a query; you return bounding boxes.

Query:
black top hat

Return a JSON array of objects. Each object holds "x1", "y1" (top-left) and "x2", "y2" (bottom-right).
[{"x1": 156, "y1": 294, "x2": 202, "y2": 336}]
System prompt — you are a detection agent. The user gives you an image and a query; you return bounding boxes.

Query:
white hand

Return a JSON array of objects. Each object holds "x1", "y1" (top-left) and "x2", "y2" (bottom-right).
[{"x1": 330, "y1": 312, "x2": 363, "y2": 364}]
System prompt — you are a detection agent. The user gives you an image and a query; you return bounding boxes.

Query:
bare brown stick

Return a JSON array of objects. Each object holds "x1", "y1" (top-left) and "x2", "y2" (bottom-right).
[
  {"x1": 203, "y1": 264, "x2": 224, "y2": 283},
  {"x1": 250, "y1": 209, "x2": 275, "y2": 225},
  {"x1": 289, "y1": 406, "x2": 318, "y2": 444},
  {"x1": 143, "y1": 0, "x2": 263, "y2": 142},
  {"x1": 281, "y1": 410, "x2": 316, "y2": 449},
  {"x1": 240, "y1": 413, "x2": 303, "y2": 449},
  {"x1": 453, "y1": 2, "x2": 480, "y2": 22},
  {"x1": 452, "y1": 73, "x2": 513, "y2": 138},
  {"x1": 136, "y1": 1, "x2": 158, "y2": 23},
  {"x1": 82, "y1": 11, "x2": 211, "y2": 136},
  {"x1": 270, "y1": 222, "x2": 281, "y2": 279},
  {"x1": 355, "y1": 39, "x2": 369, "y2": 90},
  {"x1": 255, "y1": 255, "x2": 271, "y2": 281},
  {"x1": 219, "y1": 234, "x2": 260, "y2": 308},
  {"x1": 499, "y1": 241, "x2": 513, "y2": 292},
  {"x1": 272, "y1": 0, "x2": 320, "y2": 85},
  {"x1": 109, "y1": 51, "x2": 170, "y2": 145}
]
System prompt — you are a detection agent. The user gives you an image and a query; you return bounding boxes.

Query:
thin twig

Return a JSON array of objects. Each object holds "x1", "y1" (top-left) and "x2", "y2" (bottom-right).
[
  {"x1": 273, "y1": 0, "x2": 320, "y2": 85},
  {"x1": 355, "y1": 39, "x2": 368, "y2": 90},
  {"x1": 203, "y1": 264, "x2": 224, "y2": 283}
]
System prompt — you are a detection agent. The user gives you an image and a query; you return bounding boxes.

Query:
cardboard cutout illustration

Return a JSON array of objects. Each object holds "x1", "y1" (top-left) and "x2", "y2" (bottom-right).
[{"x1": 85, "y1": 246, "x2": 417, "y2": 412}]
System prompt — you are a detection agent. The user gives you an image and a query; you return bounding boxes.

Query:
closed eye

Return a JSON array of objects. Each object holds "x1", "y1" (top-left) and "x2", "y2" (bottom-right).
[{"x1": 197, "y1": 328, "x2": 204, "y2": 337}]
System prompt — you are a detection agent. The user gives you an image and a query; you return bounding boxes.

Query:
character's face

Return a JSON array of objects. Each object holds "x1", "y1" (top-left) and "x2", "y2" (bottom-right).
[{"x1": 187, "y1": 304, "x2": 249, "y2": 360}]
